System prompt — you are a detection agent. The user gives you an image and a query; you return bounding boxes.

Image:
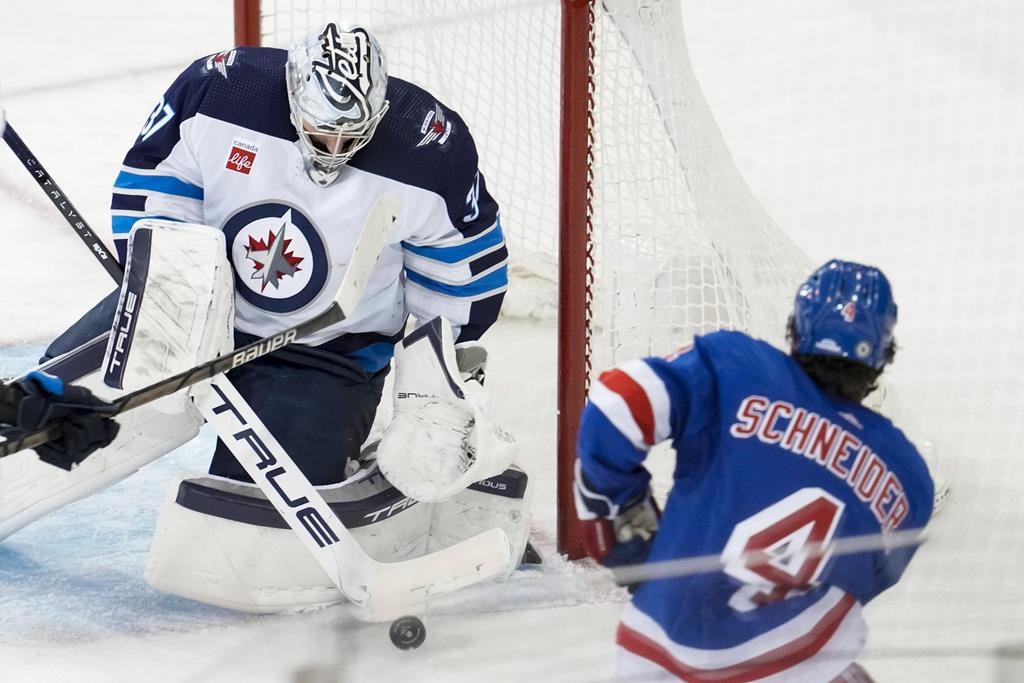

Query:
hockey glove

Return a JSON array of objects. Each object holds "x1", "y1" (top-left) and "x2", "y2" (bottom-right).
[
  {"x1": 580, "y1": 487, "x2": 661, "y2": 571},
  {"x1": 12, "y1": 371, "x2": 120, "y2": 470}
]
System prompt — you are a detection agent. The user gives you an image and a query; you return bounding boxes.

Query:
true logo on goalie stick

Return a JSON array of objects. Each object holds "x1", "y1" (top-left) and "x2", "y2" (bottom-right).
[
  {"x1": 223, "y1": 202, "x2": 328, "y2": 313},
  {"x1": 209, "y1": 384, "x2": 339, "y2": 549}
]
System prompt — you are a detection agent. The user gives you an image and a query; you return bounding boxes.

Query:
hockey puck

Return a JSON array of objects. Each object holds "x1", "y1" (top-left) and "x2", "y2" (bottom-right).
[{"x1": 389, "y1": 615, "x2": 426, "y2": 650}]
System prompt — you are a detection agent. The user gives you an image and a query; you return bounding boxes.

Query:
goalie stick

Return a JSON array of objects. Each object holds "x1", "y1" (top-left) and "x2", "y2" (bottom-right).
[
  {"x1": 201, "y1": 376, "x2": 512, "y2": 619},
  {"x1": 0, "y1": 111, "x2": 121, "y2": 281},
  {"x1": 0, "y1": 130, "x2": 512, "y2": 615}
]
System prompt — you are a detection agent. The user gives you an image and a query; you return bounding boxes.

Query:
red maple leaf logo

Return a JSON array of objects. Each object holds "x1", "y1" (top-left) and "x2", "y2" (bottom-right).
[{"x1": 246, "y1": 226, "x2": 304, "y2": 291}]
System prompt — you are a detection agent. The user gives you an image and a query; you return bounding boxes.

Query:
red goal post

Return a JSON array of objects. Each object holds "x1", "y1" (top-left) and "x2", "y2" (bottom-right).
[{"x1": 232, "y1": 0, "x2": 809, "y2": 560}]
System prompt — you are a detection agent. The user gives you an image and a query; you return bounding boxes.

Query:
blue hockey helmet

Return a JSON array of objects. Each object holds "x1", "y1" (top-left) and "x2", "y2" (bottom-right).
[{"x1": 791, "y1": 260, "x2": 897, "y2": 370}]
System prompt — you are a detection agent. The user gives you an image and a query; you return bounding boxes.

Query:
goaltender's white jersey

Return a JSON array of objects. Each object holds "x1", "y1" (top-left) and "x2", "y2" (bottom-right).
[{"x1": 111, "y1": 47, "x2": 507, "y2": 370}]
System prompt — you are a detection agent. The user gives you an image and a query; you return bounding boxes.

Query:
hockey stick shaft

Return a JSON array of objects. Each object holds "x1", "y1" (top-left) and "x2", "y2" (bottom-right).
[
  {"x1": 0, "y1": 194, "x2": 399, "y2": 457},
  {"x1": 1, "y1": 119, "x2": 123, "y2": 282},
  {"x1": 200, "y1": 375, "x2": 511, "y2": 617}
]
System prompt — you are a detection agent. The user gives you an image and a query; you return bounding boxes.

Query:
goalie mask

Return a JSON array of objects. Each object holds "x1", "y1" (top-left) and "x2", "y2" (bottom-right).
[
  {"x1": 790, "y1": 259, "x2": 897, "y2": 370},
  {"x1": 286, "y1": 23, "x2": 390, "y2": 186}
]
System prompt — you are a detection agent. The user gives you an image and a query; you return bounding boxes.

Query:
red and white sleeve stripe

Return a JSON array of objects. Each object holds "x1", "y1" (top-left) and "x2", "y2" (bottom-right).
[{"x1": 590, "y1": 359, "x2": 673, "y2": 451}]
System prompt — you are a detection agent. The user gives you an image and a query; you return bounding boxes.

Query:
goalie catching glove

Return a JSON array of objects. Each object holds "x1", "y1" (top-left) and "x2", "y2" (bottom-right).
[
  {"x1": 1, "y1": 371, "x2": 119, "y2": 470},
  {"x1": 376, "y1": 317, "x2": 517, "y2": 503}
]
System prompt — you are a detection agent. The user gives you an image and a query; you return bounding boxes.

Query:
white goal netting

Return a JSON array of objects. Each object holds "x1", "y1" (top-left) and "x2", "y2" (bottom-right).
[
  {"x1": 253, "y1": 1, "x2": 1023, "y2": 680},
  {"x1": 256, "y1": 0, "x2": 811, "y2": 367}
]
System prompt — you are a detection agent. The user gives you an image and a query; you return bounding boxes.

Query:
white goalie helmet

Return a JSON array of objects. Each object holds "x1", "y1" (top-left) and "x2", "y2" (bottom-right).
[{"x1": 286, "y1": 23, "x2": 390, "y2": 186}]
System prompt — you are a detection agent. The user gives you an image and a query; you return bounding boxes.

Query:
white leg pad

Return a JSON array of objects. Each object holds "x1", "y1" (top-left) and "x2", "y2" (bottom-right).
[
  {"x1": 1, "y1": 219, "x2": 232, "y2": 541},
  {"x1": 427, "y1": 465, "x2": 533, "y2": 578},
  {"x1": 145, "y1": 483, "x2": 348, "y2": 613},
  {"x1": 0, "y1": 369, "x2": 202, "y2": 541},
  {"x1": 144, "y1": 464, "x2": 532, "y2": 613}
]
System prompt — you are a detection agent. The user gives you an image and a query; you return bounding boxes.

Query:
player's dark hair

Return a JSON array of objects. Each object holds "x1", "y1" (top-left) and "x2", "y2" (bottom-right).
[{"x1": 785, "y1": 317, "x2": 896, "y2": 403}]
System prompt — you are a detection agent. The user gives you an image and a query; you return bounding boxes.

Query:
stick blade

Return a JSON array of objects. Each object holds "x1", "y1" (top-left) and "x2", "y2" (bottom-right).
[
  {"x1": 355, "y1": 527, "x2": 513, "y2": 621},
  {"x1": 335, "y1": 193, "x2": 401, "y2": 317}
]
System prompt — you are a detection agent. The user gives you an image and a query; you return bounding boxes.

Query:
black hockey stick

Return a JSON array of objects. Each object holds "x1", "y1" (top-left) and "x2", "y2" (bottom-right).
[
  {"x1": 1, "y1": 114, "x2": 122, "y2": 282},
  {"x1": 0, "y1": 193, "x2": 400, "y2": 458}
]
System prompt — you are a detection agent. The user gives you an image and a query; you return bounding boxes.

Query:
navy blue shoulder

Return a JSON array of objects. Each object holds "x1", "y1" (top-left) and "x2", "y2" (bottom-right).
[
  {"x1": 349, "y1": 77, "x2": 498, "y2": 236},
  {"x1": 190, "y1": 47, "x2": 296, "y2": 140},
  {"x1": 124, "y1": 48, "x2": 295, "y2": 171}
]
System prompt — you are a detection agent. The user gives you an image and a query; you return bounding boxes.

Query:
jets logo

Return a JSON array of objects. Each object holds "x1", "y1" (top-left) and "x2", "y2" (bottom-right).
[
  {"x1": 417, "y1": 103, "x2": 453, "y2": 147},
  {"x1": 205, "y1": 50, "x2": 237, "y2": 79},
  {"x1": 223, "y1": 203, "x2": 329, "y2": 313},
  {"x1": 312, "y1": 25, "x2": 373, "y2": 122},
  {"x1": 245, "y1": 219, "x2": 304, "y2": 291}
]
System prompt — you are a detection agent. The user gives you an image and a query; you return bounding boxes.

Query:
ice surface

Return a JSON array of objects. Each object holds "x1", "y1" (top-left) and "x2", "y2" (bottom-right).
[{"x1": 2, "y1": 0, "x2": 1022, "y2": 681}]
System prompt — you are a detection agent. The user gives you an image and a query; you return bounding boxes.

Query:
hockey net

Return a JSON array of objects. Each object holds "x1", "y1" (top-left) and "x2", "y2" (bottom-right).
[
  {"x1": 236, "y1": 2, "x2": 1024, "y2": 679},
  {"x1": 238, "y1": 0, "x2": 812, "y2": 557}
]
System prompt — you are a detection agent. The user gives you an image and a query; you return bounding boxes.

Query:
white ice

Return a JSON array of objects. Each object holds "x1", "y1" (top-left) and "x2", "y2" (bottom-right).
[{"x1": 2, "y1": 1, "x2": 1022, "y2": 681}]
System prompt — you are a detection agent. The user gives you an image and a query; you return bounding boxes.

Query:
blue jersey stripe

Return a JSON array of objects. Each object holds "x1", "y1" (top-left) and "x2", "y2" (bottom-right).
[
  {"x1": 111, "y1": 215, "x2": 184, "y2": 234},
  {"x1": 346, "y1": 342, "x2": 397, "y2": 373},
  {"x1": 401, "y1": 220, "x2": 504, "y2": 264},
  {"x1": 114, "y1": 171, "x2": 204, "y2": 200},
  {"x1": 405, "y1": 265, "x2": 508, "y2": 298}
]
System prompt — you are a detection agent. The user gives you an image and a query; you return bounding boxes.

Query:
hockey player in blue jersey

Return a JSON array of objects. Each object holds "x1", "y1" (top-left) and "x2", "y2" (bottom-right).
[
  {"x1": 575, "y1": 260, "x2": 934, "y2": 682},
  {"x1": 0, "y1": 23, "x2": 532, "y2": 610}
]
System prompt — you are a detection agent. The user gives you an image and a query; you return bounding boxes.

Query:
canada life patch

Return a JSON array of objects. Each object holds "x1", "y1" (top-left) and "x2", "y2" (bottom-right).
[
  {"x1": 226, "y1": 139, "x2": 258, "y2": 175},
  {"x1": 222, "y1": 203, "x2": 329, "y2": 313}
]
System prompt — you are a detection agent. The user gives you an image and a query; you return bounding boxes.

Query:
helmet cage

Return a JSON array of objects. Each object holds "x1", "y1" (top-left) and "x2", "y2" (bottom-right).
[{"x1": 286, "y1": 24, "x2": 389, "y2": 185}]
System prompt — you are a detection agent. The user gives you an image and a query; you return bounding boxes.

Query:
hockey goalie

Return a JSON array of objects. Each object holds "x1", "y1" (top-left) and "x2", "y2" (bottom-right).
[
  {"x1": 0, "y1": 217, "x2": 531, "y2": 615},
  {"x1": 0, "y1": 21, "x2": 534, "y2": 616}
]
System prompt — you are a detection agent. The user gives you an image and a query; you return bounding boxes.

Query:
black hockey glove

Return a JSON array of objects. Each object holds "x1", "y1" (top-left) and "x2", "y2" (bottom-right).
[{"x1": 8, "y1": 371, "x2": 120, "y2": 470}]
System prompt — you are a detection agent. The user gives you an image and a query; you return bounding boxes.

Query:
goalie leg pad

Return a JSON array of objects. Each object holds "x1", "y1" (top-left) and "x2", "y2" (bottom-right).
[
  {"x1": 1, "y1": 220, "x2": 234, "y2": 541},
  {"x1": 144, "y1": 462, "x2": 533, "y2": 613},
  {"x1": 0, "y1": 364, "x2": 202, "y2": 541},
  {"x1": 427, "y1": 464, "x2": 534, "y2": 578}
]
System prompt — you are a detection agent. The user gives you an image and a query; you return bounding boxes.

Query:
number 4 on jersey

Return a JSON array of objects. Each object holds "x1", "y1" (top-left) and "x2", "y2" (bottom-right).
[{"x1": 722, "y1": 488, "x2": 845, "y2": 612}]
